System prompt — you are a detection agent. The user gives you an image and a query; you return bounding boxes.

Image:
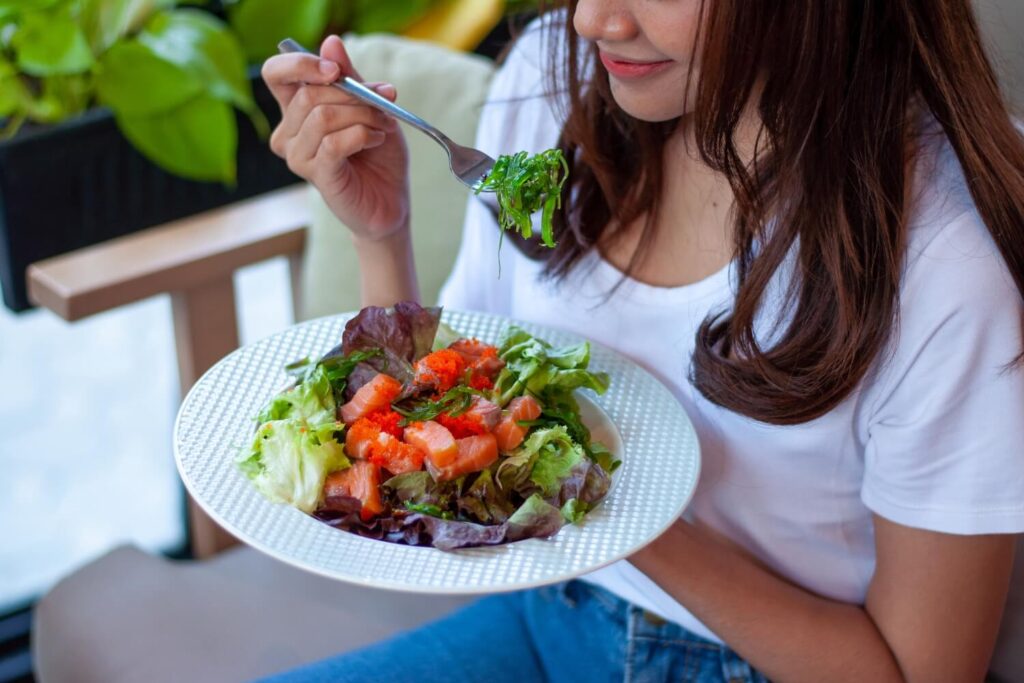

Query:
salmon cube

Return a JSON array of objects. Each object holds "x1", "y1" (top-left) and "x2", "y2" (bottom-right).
[
  {"x1": 323, "y1": 461, "x2": 384, "y2": 520},
  {"x1": 404, "y1": 420, "x2": 459, "y2": 468},
  {"x1": 428, "y1": 433, "x2": 499, "y2": 482},
  {"x1": 339, "y1": 373, "x2": 402, "y2": 425}
]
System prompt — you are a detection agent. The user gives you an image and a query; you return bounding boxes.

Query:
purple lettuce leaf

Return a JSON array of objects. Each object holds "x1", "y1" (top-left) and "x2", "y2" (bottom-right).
[
  {"x1": 314, "y1": 492, "x2": 565, "y2": 551},
  {"x1": 335, "y1": 302, "x2": 441, "y2": 399},
  {"x1": 554, "y1": 458, "x2": 611, "y2": 508},
  {"x1": 457, "y1": 469, "x2": 515, "y2": 524}
]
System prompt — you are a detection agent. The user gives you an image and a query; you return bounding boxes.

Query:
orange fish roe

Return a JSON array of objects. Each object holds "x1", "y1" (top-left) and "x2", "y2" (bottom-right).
[
  {"x1": 346, "y1": 417, "x2": 422, "y2": 473},
  {"x1": 364, "y1": 408, "x2": 404, "y2": 439},
  {"x1": 367, "y1": 435, "x2": 424, "y2": 475},
  {"x1": 414, "y1": 349, "x2": 467, "y2": 393},
  {"x1": 469, "y1": 374, "x2": 494, "y2": 391},
  {"x1": 345, "y1": 418, "x2": 380, "y2": 460},
  {"x1": 437, "y1": 412, "x2": 488, "y2": 439}
]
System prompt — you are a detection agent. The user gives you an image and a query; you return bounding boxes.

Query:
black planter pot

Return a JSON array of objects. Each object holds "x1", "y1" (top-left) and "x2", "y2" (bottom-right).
[{"x1": 0, "y1": 70, "x2": 297, "y2": 312}]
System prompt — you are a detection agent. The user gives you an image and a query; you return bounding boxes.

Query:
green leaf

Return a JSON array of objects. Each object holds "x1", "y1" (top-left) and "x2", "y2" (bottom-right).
[
  {"x1": 79, "y1": 0, "x2": 172, "y2": 53},
  {"x1": 350, "y1": 0, "x2": 433, "y2": 34},
  {"x1": 115, "y1": 93, "x2": 237, "y2": 183},
  {"x1": 236, "y1": 418, "x2": 349, "y2": 513},
  {"x1": 255, "y1": 364, "x2": 336, "y2": 425},
  {"x1": 403, "y1": 501, "x2": 453, "y2": 519},
  {"x1": 228, "y1": 0, "x2": 330, "y2": 63},
  {"x1": 139, "y1": 9, "x2": 254, "y2": 112},
  {"x1": 560, "y1": 498, "x2": 588, "y2": 524},
  {"x1": 13, "y1": 11, "x2": 95, "y2": 76},
  {"x1": 526, "y1": 427, "x2": 584, "y2": 497},
  {"x1": 0, "y1": 0, "x2": 63, "y2": 11},
  {"x1": 97, "y1": 41, "x2": 204, "y2": 115},
  {"x1": 0, "y1": 58, "x2": 21, "y2": 116}
]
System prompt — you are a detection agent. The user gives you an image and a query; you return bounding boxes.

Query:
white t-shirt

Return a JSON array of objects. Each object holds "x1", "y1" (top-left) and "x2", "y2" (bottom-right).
[{"x1": 438, "y1": 21, "x2": 1024, "y2": 643}]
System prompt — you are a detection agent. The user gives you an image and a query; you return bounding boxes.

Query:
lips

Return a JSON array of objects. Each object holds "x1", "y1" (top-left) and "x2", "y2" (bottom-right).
[{"x1": 598, "y1": 51, "x2": 673, "y2": 80}]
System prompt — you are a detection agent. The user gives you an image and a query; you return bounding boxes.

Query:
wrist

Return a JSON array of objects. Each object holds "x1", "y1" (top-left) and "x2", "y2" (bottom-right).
[{"x1": 351, "y1": 221, "x2": 412, "y2": 253}]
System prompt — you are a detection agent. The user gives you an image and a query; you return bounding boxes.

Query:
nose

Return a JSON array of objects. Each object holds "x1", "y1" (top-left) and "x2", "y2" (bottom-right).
[{"x1": 573, "y1": 0, "x2": 639, "y2": 43}]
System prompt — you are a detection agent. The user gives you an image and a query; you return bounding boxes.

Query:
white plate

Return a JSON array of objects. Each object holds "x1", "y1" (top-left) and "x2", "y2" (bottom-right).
[{"x1": 174, "y1": 309, "x2": 700, "y2": 594}]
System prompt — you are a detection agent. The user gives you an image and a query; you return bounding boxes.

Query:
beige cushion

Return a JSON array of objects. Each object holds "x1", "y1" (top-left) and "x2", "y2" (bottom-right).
[
  {"x1": 32, "y1": 545, "x2": 472, "y2": 683},
  {"x1": 976, "y1": 0, "x2": 1024, "y2": 108},
  {"x1": 300, "y1": 34, "x2": 495, "y2": 319}
]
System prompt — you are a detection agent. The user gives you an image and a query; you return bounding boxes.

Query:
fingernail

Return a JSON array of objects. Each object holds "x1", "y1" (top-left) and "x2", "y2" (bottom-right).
[
  {"x1": 374, "y1": 83, "x2": 396, "y2": 99},
  {"x1": 319, "y1": 60, "x2": 338, "y2": 76}
]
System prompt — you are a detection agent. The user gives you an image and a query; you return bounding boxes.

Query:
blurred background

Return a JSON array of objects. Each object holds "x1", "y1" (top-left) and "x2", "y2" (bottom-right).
[{"x1": 0, "y1": 0, "x2": 1020, "y2": 682}]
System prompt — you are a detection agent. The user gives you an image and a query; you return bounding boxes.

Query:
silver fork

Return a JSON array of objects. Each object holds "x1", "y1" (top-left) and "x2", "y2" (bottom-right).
[{"x1": 278, "y1": 38, "x2": 496, "y2": 190}]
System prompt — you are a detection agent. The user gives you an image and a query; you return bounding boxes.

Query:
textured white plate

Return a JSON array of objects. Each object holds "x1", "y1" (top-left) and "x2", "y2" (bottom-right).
[{"x1": 174, "y1": 309, "x2": 700, "y2": 594}]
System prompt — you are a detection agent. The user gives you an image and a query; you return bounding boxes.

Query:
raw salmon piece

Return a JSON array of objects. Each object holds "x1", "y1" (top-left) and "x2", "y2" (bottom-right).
[
  {"x1": 344, "y1": 418, "x2": 379, "y2": 460},
  {"x1": 339, "y1": 373, "x2": 402, "y2": 425},
  {"x1": 449, "y1": 339, "x2": 505, "y2": 380},
  {"x1": 404, "y1": 420, "x2": 458, "y2": 467},
  {"x1": 464, "y1": 395, "x2": 501, "y2": 431},
  {"x1": 494, "y1": 395, "x2": 543, "y2": 452},
  {"x1": 428, "y1": 433, "x2": 499, "y2": 482},
  {"x1": 323, "y1": 461, "x2": 384, "y2": 520},
  {"x1": 369, "y1": 431, "x2": 424, "y2": 475},
  {"x1": 412, "y1": 349, "x2": 466, "y2": 393},
  {"x1": 345, "y1": 418, "x2": 422, "y2": 474}
]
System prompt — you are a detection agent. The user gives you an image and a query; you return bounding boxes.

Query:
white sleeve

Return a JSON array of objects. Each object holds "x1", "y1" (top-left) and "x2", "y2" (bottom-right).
[
  {"x1": 437, "y1": 16, "x2": 565, "y2": 315},
  {"x1": 860, "y1": 211, "x2": 1024, "y2": 534}
]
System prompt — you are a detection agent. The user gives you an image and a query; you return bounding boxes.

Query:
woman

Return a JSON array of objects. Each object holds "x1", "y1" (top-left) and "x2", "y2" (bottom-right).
[{"x1": 260, "y1": 1, "x2": 1024, "y2": 680}]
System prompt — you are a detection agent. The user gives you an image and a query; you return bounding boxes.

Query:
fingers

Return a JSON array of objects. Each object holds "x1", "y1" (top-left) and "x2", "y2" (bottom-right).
[
  {"x1": 273, "y1": 81, "x2": 396, "y2": 149},
  {"x1": 315, "y1": 125, "x2": 387, "y2": 171},
  {"x1": 280, "y1": 102, "x2": 392, "y2": 173},
  {"x1": 320, "y1": 35, "x2": 362, "y2": 81},
  {"x1": 262, "y1": 52, "x2": 340, "y2": 110}
]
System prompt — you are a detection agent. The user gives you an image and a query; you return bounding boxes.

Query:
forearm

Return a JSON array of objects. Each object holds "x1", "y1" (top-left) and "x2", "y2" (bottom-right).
[
  {"x1": 631, "y1": 521, "x2": 905, "y2": 683},
  {"x1": 352, "y1": 225, "x2": 420, "y2": 308}
]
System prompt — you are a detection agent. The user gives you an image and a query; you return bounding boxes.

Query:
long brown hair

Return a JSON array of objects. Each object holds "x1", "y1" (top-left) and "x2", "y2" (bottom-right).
[{"x1": 516, "y1": 0, "x2": 1024, "y2": 425}]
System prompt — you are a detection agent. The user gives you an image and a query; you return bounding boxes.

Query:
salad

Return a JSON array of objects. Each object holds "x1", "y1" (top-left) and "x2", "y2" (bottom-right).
[
  {"x1": 237, "y1": 302, "x2": 618, "y2": 551},
  {"x1": 476, "y1": 148, "x2": 569, "y2": 249}
]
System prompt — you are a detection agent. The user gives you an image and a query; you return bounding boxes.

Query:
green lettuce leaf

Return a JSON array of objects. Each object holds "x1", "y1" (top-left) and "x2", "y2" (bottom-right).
[
  {"x1": 493, "y1": 326, "x2": 609, "y2": 407},
  {"x1": 255, "y1": 364, "x2": 335, "y2": 425},
  {"x1": 237, "y1": 418, "x2": 349, "y2": 513},
  {"x1": 523, "y1": 426, "x2": 584, "y2": 498},
  {"x1": 560, "y1": 498, "x2": 588, "y2": 524}
]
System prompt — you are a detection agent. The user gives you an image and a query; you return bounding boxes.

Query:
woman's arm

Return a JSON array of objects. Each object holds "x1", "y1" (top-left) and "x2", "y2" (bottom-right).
[
  {"x1": 630, "y1": 515, "x2": 1015, "y2": 682},
  {"x1": 352, "y1": 227, "x2": 420, "y2": 308}
]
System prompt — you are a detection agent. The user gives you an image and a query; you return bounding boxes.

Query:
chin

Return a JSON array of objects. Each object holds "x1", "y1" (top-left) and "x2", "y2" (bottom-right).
[{"x1": 609, "y1": 83, "x2": 687, "y2": 122}]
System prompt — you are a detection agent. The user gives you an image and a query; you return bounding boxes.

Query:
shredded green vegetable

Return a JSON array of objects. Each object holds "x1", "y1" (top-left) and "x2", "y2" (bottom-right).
[
  {"x1": 392, "y1": 385, "x2": 482, "y2": 426},
  {"x1": 474, "y1": 148, "x2": 569, "y2": 248}
]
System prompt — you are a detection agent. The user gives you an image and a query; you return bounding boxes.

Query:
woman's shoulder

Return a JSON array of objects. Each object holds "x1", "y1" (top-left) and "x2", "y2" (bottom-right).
[
  {"x1": 863, "y1": 117, "x2": 1023, "y2": 420},
  {"x1": 901, "y1": 118, "x2": 1021, "y2": 317}
]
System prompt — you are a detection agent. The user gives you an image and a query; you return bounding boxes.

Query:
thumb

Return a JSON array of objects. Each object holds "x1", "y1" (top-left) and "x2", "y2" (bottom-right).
[{"x1": 320, "y1": 34, "x2": 362, "y2": 80}]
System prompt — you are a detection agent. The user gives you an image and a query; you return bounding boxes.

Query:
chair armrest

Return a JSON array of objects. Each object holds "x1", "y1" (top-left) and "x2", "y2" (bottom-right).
[
  {"x1": 26, "y1": 183, "x2": 311, "y2": 559},
  {"x1": 27, "y1": 184, "x2": 309, "y2": 322}
]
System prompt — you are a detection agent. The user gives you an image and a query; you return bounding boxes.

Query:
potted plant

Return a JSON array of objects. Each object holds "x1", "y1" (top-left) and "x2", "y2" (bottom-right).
[
  {"x1": 0, "y1": 0, "x2": 294, "y2": 311},
  {"x1": 0, "y1": 0, "x2": 502, "y2": 312}
]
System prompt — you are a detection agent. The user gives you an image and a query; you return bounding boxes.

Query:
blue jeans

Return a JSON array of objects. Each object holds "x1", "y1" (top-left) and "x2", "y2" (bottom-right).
[{"x1": 261, "y1": 580, "x2": 768, "y2": 682}]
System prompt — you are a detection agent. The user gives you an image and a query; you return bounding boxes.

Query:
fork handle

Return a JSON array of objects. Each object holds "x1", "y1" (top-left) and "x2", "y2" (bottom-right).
[{"x1": 277, "y1": 38, "x2": 451, "y2": 148}]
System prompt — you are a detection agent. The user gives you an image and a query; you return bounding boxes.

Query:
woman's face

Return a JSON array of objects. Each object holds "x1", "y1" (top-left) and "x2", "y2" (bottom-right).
[{"x1": 573, "y1": 0, "x2": 703, "y2": 122}]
